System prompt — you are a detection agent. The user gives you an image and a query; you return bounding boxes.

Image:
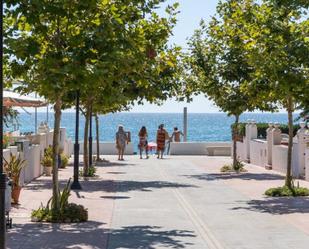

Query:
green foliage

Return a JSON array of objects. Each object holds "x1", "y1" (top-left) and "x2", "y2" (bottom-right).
[
  {"x1": 79, "y1": 166, "x2": 97, "y2": 177},
  {"x1": 4, "y1": 153, "x2": 26, "y2": 187},
  {"x1": 221, "y1": 160, "x2": 246, "y2": 173},
  {"x1": 3, "y1": 107, "x2": 19, "y2": 128},
  {"x1": 3, "y1": 133, "x2": 14, "y2": 149},
  {"x1": 265, "y1": 186, "x2": 309, "y2": 197},
  {"x1": 231, "y1": 123, "x2": 299, "y2": 138},
  {"x1": 41, "y1": 147, "x2": 53, "y2": 167},
  {"x1": 60, "y1": 154, "x2": 69, "y2": 168},
  {"x1": 31, "y1": 179, "x2": 88, "y2": 223}
]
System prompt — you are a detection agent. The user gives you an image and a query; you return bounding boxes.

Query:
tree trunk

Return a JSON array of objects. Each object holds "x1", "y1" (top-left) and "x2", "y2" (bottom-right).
[
  {"x1": 233, "y1": 115, "x2": 240, "y2": 170},
  {"x1": 285, "y1": 97, "x2": 294, "y2": 189},
  {"x1": 83, "y1": 107, "x2": 90, "y2": 176},
  {"x1": 95, "y1": 114, "x2": 100, "y2": 161},
  {"x1": 52, "y1": 99, "x2": 62, "y2": 211}
]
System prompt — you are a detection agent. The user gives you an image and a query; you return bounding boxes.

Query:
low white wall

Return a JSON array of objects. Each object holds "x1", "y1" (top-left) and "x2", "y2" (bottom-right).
[
  {"x1": 305, "y1": 148, "x2": 309, "y2": 181},
  {"x1": 64, "y1": 138, "x2": 74, "y2": 157},
  {"x1": 272, "y1": 144, "x2": 298, "y2": 176},
  {"x1": 249, "y1": 139, "x2": 267, "y2": 167},
  {"x1": 79, "y1": 142, "x2": 134, "y2": 155},
  {"x1": 23, "y1": 145, "x2": 41, "y2": 184},
  {"x1": 169, "y1": 142, "x2": 231, "y2": 156}
]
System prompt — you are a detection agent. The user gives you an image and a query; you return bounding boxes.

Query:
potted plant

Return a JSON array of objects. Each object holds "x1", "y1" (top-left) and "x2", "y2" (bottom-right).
[
  {"x1": 42, "y1": 146, "x2": 53, "y2": 176},
  {"x1": 4, "y1": 153, "x2": 26, "y2": 204},
  {"x1": 60, "y1": 153, "x2": 69, "y2": 168},
  {"x1": 41, "y1": 155, "x2": 53, "y2": 176}
]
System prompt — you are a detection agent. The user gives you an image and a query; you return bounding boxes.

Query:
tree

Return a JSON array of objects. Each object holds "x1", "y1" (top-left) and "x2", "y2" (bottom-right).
[
  {"x1": 74, "y1": 1, "x2": 181, "y2": 175},
  {"x1": 246, "y1": 0, "x2": 309, "y2": 188},
  {"x1": 4, "y1": 0, "x2": 117, "y2": 211},
  {"x1": 184, "y1": 0, "x2": 272, "y2": 169}
]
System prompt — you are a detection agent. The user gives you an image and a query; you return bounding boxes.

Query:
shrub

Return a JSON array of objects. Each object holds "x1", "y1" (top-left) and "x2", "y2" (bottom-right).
[
  {"x1": 265, "y1": 186, "x2": 309, "y2": 197},
  {"x1": 31, "y1": 179, "x2": 88, "y2": 223},
  {"x1": 231, "y1": 122, "x2": 299, "y2": 139},
  {"x1": 79, "y1": 166, "x2": 97, "y2": 177},
  {"x1": 41, "y1": 155, "x2": 53, "y2": 167},
  {"x1": 60, "y1": 153, "x2": 69, "y2": 168},
  {"x1": 220, "y1": 160, "x2": 246, "y2": 173},
  {"x1": 3, "y1": 133, "x2": 15, "y2": 149}
]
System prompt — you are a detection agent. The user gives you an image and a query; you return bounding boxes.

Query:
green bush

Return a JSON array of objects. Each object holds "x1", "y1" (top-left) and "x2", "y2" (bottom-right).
[
  {"x1": 79, "y1": 166, "x2": 97, "y2": 177},
  {"x1": 60, "y1": 153, "x2": 69, "y2": 168},
  {"x1": 31, "y1": 179, "x2": 88, "y2": 223},
  {"x1": 265, "y1": 186, "x2": 309, "y2": 197},
  {"x1": 220, "y1": 160, "x2": 246, "y2": 173},
  {"x1": 231, "y1": 122, "x2": 299, "y2": 139}
]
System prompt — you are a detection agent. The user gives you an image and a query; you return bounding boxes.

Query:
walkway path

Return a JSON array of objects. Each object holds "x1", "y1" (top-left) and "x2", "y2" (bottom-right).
[{"x1": 7, "y1": 156, "x2": 309, "y2": 249}]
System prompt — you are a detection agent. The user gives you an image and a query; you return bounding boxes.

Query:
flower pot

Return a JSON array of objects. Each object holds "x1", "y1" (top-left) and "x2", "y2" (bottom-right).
[
  {"x1": 11, "y1": 186, "x2": 22, "y2": 204},
  {"x1": 44, "y1": 166, "x2": 52, "y2": 176}
]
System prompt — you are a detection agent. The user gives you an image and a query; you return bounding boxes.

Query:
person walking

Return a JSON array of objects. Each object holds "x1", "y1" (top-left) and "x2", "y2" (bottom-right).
[
  {"x1": 138, "y1": 126, "x2": 149, "y2": 159},
  {"x1": 116, "y1": 125, "x2": 128, "y2": 161},
  {"x1": 156, "y1": 124, "x2": 169, "y2": 159},
  {"x1": 171, "y1": 127, "x2": 184, "y2": 142}
]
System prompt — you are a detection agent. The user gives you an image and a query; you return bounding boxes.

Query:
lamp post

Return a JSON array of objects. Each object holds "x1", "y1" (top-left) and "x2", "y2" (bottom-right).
[
  {"x1": 89, "y1": 105, "x2": 93, "y2": 167},
  {"x1": 0, "y1": 0, "x2": 7, "y2": 247},
  {"x1": 71, "y1": 90, "x2": 81, "y2": 190}
]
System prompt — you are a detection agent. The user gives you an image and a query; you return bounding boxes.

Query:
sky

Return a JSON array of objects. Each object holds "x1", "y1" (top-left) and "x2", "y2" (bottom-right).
[{"x1": 131, "y1": 0, "x2": 220, "y2": 113}]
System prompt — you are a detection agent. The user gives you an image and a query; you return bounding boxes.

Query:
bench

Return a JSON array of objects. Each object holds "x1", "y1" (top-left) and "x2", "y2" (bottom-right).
[{"x1": 206, "y1": 146, "x2": 231, "y2": 156}]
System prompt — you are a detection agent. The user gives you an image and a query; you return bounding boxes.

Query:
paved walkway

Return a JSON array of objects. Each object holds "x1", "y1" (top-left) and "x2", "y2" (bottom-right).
[{"x1": 7, "y1": 155, "x2": 309, "y2": 249}]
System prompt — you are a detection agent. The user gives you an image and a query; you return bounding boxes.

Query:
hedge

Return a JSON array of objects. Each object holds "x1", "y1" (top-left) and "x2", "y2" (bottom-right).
[{"x1": 231, "y1": 123, "x2": 299, "y2": 139}]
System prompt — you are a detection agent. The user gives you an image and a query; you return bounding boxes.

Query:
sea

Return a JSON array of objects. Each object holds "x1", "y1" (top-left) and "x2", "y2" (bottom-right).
[{"x1": 6, "y1": 112, "x2": 295, "y2": 149}]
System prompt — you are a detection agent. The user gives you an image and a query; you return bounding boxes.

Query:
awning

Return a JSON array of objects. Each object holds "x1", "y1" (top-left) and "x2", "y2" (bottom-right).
[{"x1": 3, "y1": 90, "x2": 47, "y2": 108}]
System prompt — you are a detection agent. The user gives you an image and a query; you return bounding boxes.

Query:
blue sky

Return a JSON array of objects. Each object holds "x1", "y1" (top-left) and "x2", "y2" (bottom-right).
[{"x1": 131, "y1": 0, "x2": 220, "y2": 113}]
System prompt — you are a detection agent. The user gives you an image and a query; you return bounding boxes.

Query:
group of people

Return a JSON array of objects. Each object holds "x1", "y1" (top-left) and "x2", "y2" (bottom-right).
[{"x1": 115, "y1": 124, "x2": 184, "y2": 160}]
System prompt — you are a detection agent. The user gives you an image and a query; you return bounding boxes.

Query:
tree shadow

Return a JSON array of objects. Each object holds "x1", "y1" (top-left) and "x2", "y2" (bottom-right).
[
  {"x1": 106, "y1": 172, "x2": 126, "y2": 175},
  {"x1": 23, "y1": 178, "x2": 69, "y2": 191},
  {"x1": 7, "y1": 222, "x2": 196, "y2": 249},
  {"x1": 184, "y1": 173, "x2": 284, "y2": 182},
  {"x1": 95, "y1": 161, "x2": 136, "y2": 167},
  {"x1": 100, "y1": 196, "x2": 130, "y2": 200},
  {"x1": 77, "y1": 179, "x2": 198, "y2": 194},
  {"x1": 107, "y1": 225, "x2": 196, "y2": 249},
  {"x1": 7, "y1": 221, "x2": 108, "y2": 249},
  {"x1": 231, "y1": 197, "x2": 309, "y2": 215}
]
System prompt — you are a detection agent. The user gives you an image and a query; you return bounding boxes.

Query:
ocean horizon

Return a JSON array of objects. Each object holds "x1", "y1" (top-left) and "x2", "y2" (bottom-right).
[{"x1": 6, "y1": 112, "x2": 301, "y2": 150}]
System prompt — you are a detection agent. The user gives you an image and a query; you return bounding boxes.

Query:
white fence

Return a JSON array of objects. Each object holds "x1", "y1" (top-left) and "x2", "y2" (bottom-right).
[
  {"x1": 236, "y1": 121, "x2": 309, "y2": 181},
  {"x1": 3, "y1": 127, "x2": 73, "y2": 186},
  {"x1": 79, "y1": 142, "x2": 134, "y2": 155},
  {"x1": 169, "y1": 142, "x2": 231, "y2": 156}
]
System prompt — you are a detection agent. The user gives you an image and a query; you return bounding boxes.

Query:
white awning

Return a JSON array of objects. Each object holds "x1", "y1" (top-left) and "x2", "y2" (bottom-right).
[{"x1": 3, "y1": 90, "x2": 47, "y2": 108}]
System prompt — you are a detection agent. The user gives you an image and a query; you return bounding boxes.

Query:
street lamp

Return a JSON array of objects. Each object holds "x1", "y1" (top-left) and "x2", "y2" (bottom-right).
[
  {"x1": 0, "y1": 0, "x2": 7, "y2": 247},
  {"x1": 71, "y1": 90, "x2": 81, "y2": 190}
]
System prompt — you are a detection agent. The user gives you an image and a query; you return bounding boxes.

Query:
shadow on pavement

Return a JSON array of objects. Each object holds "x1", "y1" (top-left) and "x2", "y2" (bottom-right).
[
  {"x1": 23, "y1": 179, "x2": 70, "y2": 191},
  {"x1": 107, "y1": 225, "x2": 196, "y2": 249},
  {"x1": 7, "y1": 221, "x2": 108, "y2": 249},
  {"x1": 100, "y1": 196, "x2": 130, "y2": 200},
  {"x1": 78, "y1": 179, "x2": 198, "y2": 193},
  {"x1": 184, "y1": 172, "x2": 284, "y2": 181},
  {"x1": 95, "y1": 161, "x2": 136, "y2": 167},
  {"x1": 8, "y1": 223, "x2": 196, "y2": 249},
  {"x1": 232, "y1": 197, "x2": 309, "y2": 214}
]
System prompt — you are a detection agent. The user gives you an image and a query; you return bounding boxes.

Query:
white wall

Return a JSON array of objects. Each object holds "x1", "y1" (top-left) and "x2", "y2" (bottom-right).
[
  {"x1": 272, "y1": 143, "x2": 300, "y2": 177},
  {"x1": 79, "y1": 142, "x2": 134, "y2": 155},
  {"x1": 169, "y1": 142, "x2": 231, "y2": 156},
  {"x1": 306, "y1": 147, "x2": 309, "y2": 181},
  {"x1": 249, "y1": 139, "x2": 267, "y2": 167}
]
